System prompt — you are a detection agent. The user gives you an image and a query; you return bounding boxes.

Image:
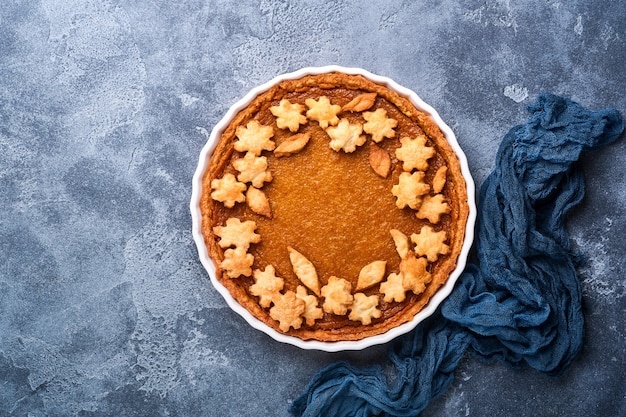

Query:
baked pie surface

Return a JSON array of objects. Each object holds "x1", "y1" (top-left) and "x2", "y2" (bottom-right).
[{"x1": 200, "y1": 71, "x2": 470, "y2": 342}]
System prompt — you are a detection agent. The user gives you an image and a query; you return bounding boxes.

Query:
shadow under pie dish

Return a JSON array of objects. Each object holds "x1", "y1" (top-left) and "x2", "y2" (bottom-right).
[{"x1": 191, "y1": 66, "x2": 476, "y2": 351}]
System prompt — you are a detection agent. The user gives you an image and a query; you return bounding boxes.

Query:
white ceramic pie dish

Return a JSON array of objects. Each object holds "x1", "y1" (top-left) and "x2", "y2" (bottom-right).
[{"x1": 190, "y1": 65, "x2": 476, "y2": 352}]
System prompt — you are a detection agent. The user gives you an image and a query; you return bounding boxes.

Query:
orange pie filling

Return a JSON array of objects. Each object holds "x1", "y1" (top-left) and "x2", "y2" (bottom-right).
[{"x1": 200, "y1": 72, "x2": 469, "y2": 341}]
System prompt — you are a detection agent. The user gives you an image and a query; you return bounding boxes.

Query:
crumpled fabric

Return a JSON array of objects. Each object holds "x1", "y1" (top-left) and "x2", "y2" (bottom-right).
[{"x1": 289, "y1": 94, "x2": 624, "y2": 417}]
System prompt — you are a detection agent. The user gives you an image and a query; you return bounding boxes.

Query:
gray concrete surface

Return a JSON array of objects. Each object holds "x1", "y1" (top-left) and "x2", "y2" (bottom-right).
[{"x1": 1, "y1": 1, "x2": 625, "y2": 416}]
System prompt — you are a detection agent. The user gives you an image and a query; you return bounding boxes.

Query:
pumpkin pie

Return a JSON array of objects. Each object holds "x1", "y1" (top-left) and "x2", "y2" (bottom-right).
[{"x1": 199, "y1": 71, "x2": 470, "y2": 342}]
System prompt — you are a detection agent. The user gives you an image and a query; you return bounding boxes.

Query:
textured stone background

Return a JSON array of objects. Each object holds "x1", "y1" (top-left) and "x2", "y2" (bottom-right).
[{"x1": 1, "y1": 1, "x2": 625, "y2": 416}]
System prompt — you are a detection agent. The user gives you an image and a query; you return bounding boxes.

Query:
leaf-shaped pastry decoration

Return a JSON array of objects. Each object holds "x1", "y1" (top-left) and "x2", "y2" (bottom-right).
[
  {"x1": 355, "y1": 260, "x2": 387, "y2": 291},
  {"x1": 432, "y1": 165, "x2": 448, "y2": 194},
  {"x1": 326, "y1": 119, "x2": 366, "y2": 153},
  {"x1": 287, "y1": 246, "x2": 320, "y2": 296},
  {"x1": 246, "y1": 187, "x2": 272, "y2": 218},
  {"x1": 369, "y1": 142, "x2": 391, "y2": 178},
  {"x1": 389, "y1": 229, "x2": 410, "y2": 259},
  {"x1": 274, "y1": 132, "x2": 311, "y2": 157},
  {"x1": 342, "y1": 92, "x2": 377, "y2": 112}
]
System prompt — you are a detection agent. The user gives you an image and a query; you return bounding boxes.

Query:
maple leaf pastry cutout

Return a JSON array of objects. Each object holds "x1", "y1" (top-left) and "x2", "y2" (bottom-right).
[
  {"x1": 296, "y1": 285, "x2": 323, "y2": 326},
  {"x1": 363, "y1": 108, "x2": 397, "y2": 143},
  {"x1": 379, "y1": 272, "x2": 407, "y2": 303},
  {"x1": 270, "y1": 290, "x2": 305, "y2": 332},
  {"x1": 395, "y1": 135, "x2": 435, "y2": 172},
  {"x1": 391, "y1": 171, "x2": 430, "y2": 209},
  {"x1": 349, "y1": 293, "x2": 382, "y2": 325},
  {"x1": 234, "y1": 120, "x2": 276, "y2": 156},
  {"x1": 400, "y1": 255, "x2": 431, "y2": 295},
  {"x1": 415, "y1": 194, "x2": 451, "y2": 224},
  {"x1": 411, "y1": 225, "x2": 450, "y2": 262},
  {"x1": 326, "y1": 119, "x2": 367, "y2": 153},
  {"x1": 212, "y1": 217, "x2": 261, "y2": 251},
  {"x1": 270, "y1": 99, "x2": 308, "y2": 132},
  {"x1": 220, "y1": 247, "x2": 254, "y2": 278},
  {"x1": 210, "y1": 173, "x2": 247, "y2": 208},
  {"x1": 321, "y1": 276, "x2": 354, "y2": 316},
  {"x1": 305, "y1": 96, "x2": 341, "y2": 129},
  {"x1": 250, "y1": 265, "x2": 285, "y2": 308},
  {"x1": 233, "y1": 152, "x2": 273, "y2": 188}
]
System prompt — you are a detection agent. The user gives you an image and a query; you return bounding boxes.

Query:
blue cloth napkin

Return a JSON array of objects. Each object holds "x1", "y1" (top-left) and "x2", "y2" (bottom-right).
[{"x1": 290, "y1": 94, "x2": 624, "y2": 417}]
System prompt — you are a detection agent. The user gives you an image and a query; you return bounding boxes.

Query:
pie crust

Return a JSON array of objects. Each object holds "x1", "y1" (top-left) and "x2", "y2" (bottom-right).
[{"x1": 198, "y1": 70, "x2": 471, "y2": 343}]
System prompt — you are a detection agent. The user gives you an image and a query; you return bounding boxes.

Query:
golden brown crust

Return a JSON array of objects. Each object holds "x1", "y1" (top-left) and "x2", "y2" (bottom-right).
[{"x1": 200, "y1": 72, "x2": 469, "y2": 342}]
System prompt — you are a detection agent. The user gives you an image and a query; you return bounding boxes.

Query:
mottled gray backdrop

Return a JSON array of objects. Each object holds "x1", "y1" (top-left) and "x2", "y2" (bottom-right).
[{"x1": 1, "y1": 1, "x2": 625, "y2": 416}]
